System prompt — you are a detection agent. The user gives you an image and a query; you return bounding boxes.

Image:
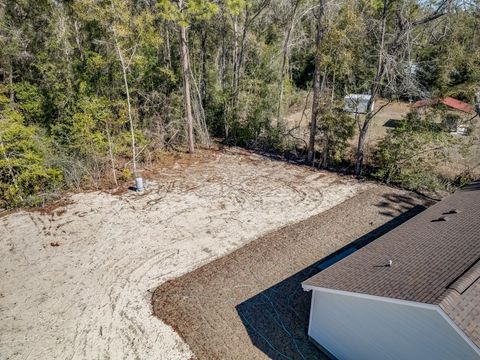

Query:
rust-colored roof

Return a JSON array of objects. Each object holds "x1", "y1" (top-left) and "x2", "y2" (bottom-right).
[
  {"x1": 412, "y1": 97, "x2": 475, "y2": 113},
  {"x1": 303, "y1": 182, "x2": 480, "y2": 347},
  {"x1": 441, "y1": 97, "x2": 476, "y2": 113},
  {"x1": 412, "y1": 98, "x2": 439, "y2": 108}
]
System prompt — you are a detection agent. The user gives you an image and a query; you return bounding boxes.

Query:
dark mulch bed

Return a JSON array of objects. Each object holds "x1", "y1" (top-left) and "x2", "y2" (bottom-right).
[{"x1": 152, "y1": 186, "x2": 433, "y2": 360}]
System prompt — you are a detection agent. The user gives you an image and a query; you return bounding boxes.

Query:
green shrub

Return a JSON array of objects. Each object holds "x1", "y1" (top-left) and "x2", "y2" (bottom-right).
[
  {"x1": 229, "y1": 78, "x2": 279, "y2": 148},
  {"x1": 11, "y1": 82, "x2": 47, "y2": 124},
  {"x1": 373, "y1": 110, "x2": 457, "y2": 192},
  {"x1": 0, "y1": 107, "x2": 62, "y2": 208},
  {"x1": 317, "y1": 109, "x2": 355, "y2": 168}
]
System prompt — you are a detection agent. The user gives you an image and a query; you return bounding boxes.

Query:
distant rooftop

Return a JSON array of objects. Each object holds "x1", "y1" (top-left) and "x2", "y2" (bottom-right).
[
  {"x1": 412, "y1": 97, "x2": 475, "y2": 114},
  {"x1": 303, "y1": 182, "x2": 480, "y2": 347},
  {"x1": 344, "y1": 94, "x2": 373, "y2": 114}
]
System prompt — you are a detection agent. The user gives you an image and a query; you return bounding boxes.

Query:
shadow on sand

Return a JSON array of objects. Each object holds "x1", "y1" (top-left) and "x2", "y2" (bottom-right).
[{"x1": 236, "y1": 203, "x2": 427, "y2": 360}]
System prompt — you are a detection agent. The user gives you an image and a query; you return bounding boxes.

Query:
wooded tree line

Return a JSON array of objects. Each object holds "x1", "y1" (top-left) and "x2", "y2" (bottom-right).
[{"x1": 0, "y1": 0, "x2": 479, "y2": 207}]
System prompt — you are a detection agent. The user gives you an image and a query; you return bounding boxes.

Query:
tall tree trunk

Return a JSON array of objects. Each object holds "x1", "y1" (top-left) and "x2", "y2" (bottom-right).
[
  {"x1": 58, "y1": 8, "x2": 75, "y2": 110},
  {"x1": 73, "y1": 20, "x2": 85, "y2": 62},
  {"x1": 165, "y1": 24, "x2": 172, "y2": 69},
  {"x1": 277, "y1": 0, "x2": 300, "y2": 130},
  {"x1": 354, "y1": 118, "x2": 370, "y2": 175},
  {"x1": 178, "y1": 0, "x2": 195, "y2": 153},
  {"x1": 220, "y1": 6, "x2": 229, "y2": 138},
  {"x1": 235, "y1": 10, "x2": 249, "y2": 94},
  {"x1": 110, "y1": 0, "x2": 138, "y2": 175},
  {"x1": 475, "y1": 91, "x2": 480, "y2": 116},
  {"x1": 331, "y1": 68, "x2": 336, "y2": 102},
  {"x1": 200, "y1": 22, "x2": 207, "y2": 108},
  {"x1": 321, "y1": 139, "x2": 328, "y2": 168},
  {"x1": 354, "y1": 0, "x2": 388, "y2": 176},
  {"x1": 232, "y1": 16, "x2": 238, "y2": 83},
  {"x1": 231, "y1": 15, "x2": 239, "y2": 108},
  {"x1": 232, "y1": 2, "x2": 268, "y2": 109},
  {"x1": 8, "y1": 64, "x2": 14, "y2": 103},
  {"x1": 118, "y1": 51, "x2": 138, "y2": 175},
  {"x1": 105, "y1": 122, "x2": 118, "y2": 186},
  {"x1": 0, "y1": 139, "x2": 20, "y2": 199},
  {"x1": 307, "y1": 0, "x2": 326, "y2": 163}
]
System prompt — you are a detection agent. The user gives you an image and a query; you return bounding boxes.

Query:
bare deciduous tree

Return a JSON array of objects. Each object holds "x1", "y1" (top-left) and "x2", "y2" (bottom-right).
[
  {"x1": 277, "y1": 0, "x2": 301, "y2": 130},
  {"x1": 354, "y1": 0, "x2": 453, "y2": 176},
  {"x1": 110, "y1": 0, "x2": 139, "y2": 176},
  {"x1": 307, "y1": 0, "x2": 326, "y2": 163},
  {"x1": 178, "y1": 0, "x2": 195, "y2": 153}
]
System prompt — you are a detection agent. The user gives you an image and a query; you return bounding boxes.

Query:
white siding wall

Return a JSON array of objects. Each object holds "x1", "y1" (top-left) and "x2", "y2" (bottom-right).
[{"x1": 308, "y1": 289, "x2": 480, "y2": 360}]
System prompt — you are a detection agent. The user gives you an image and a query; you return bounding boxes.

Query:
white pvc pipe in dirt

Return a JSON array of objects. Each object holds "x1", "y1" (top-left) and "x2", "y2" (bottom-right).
[{"x1": 135, "y1": 177, "x2": 144, "y2": 192}]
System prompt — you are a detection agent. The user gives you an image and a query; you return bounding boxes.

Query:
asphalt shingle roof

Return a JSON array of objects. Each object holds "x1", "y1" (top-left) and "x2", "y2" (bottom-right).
[{"x1": 303, "y1": 182, "x2": 480, "y2": 347}]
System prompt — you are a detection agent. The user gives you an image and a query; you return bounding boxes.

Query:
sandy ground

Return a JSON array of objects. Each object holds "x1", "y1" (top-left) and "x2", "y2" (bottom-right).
[{"x1": 0, "y1": 148, "x2": 372, "y2": 360}]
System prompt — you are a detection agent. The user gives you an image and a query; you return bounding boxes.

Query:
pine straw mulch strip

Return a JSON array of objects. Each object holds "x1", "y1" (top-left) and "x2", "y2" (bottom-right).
[{"x1": 152, "y1": 186, "x2": 433, "y2": 360}]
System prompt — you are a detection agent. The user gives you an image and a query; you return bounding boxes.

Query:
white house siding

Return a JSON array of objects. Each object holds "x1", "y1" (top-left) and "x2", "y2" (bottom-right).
[{"x1": 307, "y1": 288, "x2": 480, "y2": 360}]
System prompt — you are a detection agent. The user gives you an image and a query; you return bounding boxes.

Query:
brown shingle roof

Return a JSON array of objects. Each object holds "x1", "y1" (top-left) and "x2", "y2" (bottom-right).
[
  {"x1": 303, "y1": 182, "x2": 480, "y2": 347},
  {"x1": 440, "y1": 277, "x2": 480, "y2": 348}
]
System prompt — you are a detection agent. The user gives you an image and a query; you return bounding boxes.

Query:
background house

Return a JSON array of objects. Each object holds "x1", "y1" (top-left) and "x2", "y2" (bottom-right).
[{"x1": 412, "y1": 97, "x2": 477, "y2": 134}]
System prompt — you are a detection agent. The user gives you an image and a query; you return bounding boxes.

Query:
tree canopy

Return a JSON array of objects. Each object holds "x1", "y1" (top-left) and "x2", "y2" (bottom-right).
[{"x1": 0, "y1": 0, "x2": 478, "y2": 206}]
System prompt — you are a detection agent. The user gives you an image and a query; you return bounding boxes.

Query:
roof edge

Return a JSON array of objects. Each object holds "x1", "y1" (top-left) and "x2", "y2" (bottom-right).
[
  {"x1": 437, "y1": 306, "x2": 480, "y2": 354},
  {"x1": 301, "y1": 284, "x2": 439, "y2": 308}
]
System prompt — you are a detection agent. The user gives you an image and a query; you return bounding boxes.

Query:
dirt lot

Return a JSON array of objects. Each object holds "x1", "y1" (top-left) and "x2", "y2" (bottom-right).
[
  {"x1": 0, "y1": 147, "x2": 374, "y2": 360},
  {"x1": 152, "y1": 185, "x2": 432, "y2": 359}
]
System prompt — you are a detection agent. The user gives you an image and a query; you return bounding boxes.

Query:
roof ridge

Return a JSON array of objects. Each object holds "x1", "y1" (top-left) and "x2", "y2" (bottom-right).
[{"x1": 447, "y1": 258, "x2": 480, "y2": 295}]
